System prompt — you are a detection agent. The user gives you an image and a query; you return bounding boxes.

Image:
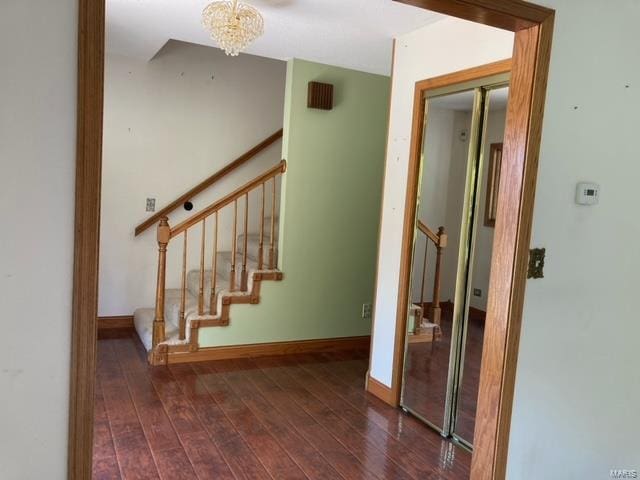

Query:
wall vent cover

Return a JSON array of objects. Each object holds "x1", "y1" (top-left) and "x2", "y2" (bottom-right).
[{"x1": 307, "y1": 81, "x2": 333, "y2": 110}]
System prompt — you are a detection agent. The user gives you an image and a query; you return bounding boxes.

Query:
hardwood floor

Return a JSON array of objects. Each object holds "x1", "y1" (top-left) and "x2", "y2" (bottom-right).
[{"x1": 93, "y1": 330, "x2": 471, "y2": 479}]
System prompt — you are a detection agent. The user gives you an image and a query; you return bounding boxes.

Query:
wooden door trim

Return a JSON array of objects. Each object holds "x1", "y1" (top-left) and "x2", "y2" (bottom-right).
[
  {"x1": 70, "y1": 1, "x2": 553, "y2": 479},
  {"x1": 382, "y1": 2, "x2": 555, "y2": 479},
  {"x1": 69, "y1": 0, "x2": 105, "y2": 478}
]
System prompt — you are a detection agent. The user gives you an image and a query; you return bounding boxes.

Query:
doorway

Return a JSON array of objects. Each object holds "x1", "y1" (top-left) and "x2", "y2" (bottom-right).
[
  {"x1": 400, "y1": 76, "x2": 511, "y2": 450},
  {"x1": 71, "y1": 1, "x2": 555, "y2": 478}
]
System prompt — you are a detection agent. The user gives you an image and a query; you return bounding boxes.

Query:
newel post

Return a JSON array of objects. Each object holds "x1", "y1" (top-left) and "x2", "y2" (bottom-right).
[
  {"x1": 153, "y1": 216, "x2": 170, "y2": 348},
  {"x1": 430, "y1": 226, "x2": 447, "y2": 327}
]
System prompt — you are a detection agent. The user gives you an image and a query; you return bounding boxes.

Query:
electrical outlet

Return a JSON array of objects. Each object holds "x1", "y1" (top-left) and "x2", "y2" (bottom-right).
[
  {"x1": 473, "y1": 288, "x2": 482, "y2": 297},
  {"x1": 146, "y1": 198, "x2": 156, "y2": 212},
  {"x1": 362, "y1": 303, "x2": 372, "y2": 319}
]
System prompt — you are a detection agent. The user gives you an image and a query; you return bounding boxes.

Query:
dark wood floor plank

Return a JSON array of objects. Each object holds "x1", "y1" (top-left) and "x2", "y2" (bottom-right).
[
  {"x1": 168, "y1": 362, "x2": 271, "y2": 480},
  {"x1": 179, "y1": 430, "x2": 238, "y2": 480},
  {"x1": 112, "y1": 342, "x2": 183, "y2": 454},
  {"x1": 283, "y1": 357, "x2": 465, "y2": 479},
  {"x1": 218, "y1": 359, "x2": 345, "y2": 480},
  {"x1": 193, "y1": 361, "x2": 308, "y2": 480},
  {"x1": 243, "y1": 360, "x2": 380, "y2": 480},
  {"x1": 299, "y1": 355, "x2": 471, "y2": 478},
  {"x1": 153, "y1": 446, "x2": 199, "y2": 480},
  {"x1": 94, "y1": 332, "x2": 469, "y2": 480},
  {"x1": 92, "y1": 454, "x2": 122, "y2": 480},
  {"x1": 99, "y1": 341, "x2": 160, "y2": 479},
  {"x1": 253, "y1": 356, "x2": 416, "y2": 480}
]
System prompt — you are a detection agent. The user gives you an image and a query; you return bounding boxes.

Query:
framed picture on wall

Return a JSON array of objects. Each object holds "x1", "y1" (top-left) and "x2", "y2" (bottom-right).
[{"x1": 484, "y1": 143, "x2": 503, "y2": 228}]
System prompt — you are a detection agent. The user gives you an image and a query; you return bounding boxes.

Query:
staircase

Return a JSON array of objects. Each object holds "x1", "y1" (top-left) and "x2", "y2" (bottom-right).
[
  {"x1": 133, "y1": 216, "x2": 279, "y2": 353},
  {"x1": 409, "y1": 220, "x2": 447, "y2": 343},
  {"x1": 132, "y1": 131, "x2": 286, "y2": 365}
]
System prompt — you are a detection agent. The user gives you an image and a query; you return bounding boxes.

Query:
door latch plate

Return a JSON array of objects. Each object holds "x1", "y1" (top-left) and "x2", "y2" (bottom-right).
[{"x1": 528, "y1": 248, "x2": 545, "y2": 279}]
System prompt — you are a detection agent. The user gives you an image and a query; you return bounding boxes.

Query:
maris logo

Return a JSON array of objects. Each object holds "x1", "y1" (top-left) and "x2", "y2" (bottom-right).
[{"x1": 610, "y1": 470, "x2": 638, "y2": 479}]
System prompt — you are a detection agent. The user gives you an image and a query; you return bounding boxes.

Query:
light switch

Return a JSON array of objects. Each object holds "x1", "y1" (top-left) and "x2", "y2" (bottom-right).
[{"x1": 146, "y1": 198, "x2": 156, "y2": 212}]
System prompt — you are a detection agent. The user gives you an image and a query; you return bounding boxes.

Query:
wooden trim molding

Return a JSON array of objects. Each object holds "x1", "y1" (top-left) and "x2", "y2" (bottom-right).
[
  {"x1": 366, "y1": 375, "x2": 396, "y2": 407},
  {"x1": 473, "y1": 16, "x2": 555, "y2": 480},
  {"x1": 166, "y1": 336, "x2": 371, "y2": 364},
  {"x1": 97, "y1": 315, "x2": 134, "y2": 330},
  {"x1": 134, "y1": 129, "x2": 283, "y2": 236},
  {"x1": 69, "y1": 0, "x2": 104, "y2": 478},
  {"x1": 415, "y1": 58, "x2": 512, "y2": 93},
  {"x1": 397, "y1": 0, "x2": 552, "y2": 31}
]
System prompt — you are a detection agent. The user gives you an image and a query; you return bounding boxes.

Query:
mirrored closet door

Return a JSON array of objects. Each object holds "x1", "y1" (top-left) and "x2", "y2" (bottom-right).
[{"x1": 400, "y1": 78, "x2": 510, "y2": 450}]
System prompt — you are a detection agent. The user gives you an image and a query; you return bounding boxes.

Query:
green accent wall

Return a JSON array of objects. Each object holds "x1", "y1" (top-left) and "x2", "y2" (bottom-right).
[{"x1": 199, "y1": 58, "x2": 390, "y2": 346}]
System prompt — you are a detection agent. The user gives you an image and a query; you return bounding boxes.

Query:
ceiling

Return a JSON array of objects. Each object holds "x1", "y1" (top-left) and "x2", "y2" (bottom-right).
[
  {"x1": 106, "y1": 0, "x2": 445, "y2": 75},
  {"x1": 430, "y1": 87, "x2": 510, "y2": 111}
]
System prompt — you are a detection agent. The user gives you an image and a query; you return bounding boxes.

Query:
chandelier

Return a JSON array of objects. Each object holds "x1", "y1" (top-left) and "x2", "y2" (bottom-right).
[{"x1": 202, "y1": 0, "x2": 264, "y2": 56}]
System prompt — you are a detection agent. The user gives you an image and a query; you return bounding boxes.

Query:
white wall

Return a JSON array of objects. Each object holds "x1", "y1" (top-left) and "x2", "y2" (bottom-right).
[
  {"x1": 0, "y1": 1, "x2": 76, "y2": 478},
  {"x1": 100, "y1": 41, "x2": 285, "y2": 316},
  {"x1": 370, "y1": 17, "x2": 514, "y2": 385},
  {"x1": 507, "y1": 0, "x2": 640, "y2": 476},
  {"x1": 469, "y1": 107, "x2": 506, "y2": 311}
]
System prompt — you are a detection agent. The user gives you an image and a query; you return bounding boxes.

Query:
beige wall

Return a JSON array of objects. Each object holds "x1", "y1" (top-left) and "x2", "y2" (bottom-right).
[
  {"x1": 100, "y1": 41, "x2": 286, "y2": 316},
  {"x1": 0, "y1": 1, "x2": 77, "y2": 478}
]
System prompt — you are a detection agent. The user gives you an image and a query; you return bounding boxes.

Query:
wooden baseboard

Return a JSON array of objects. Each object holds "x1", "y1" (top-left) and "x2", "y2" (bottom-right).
[
  {"x1": 366, "y1": 374, "x2": 397, "y2": 407},
  {"x1": 166, "y1": 335, "x2": 371, "y2": 364},
  {"x1": 97, "y1": 315, "x2": 134, "y2": 330},
  {"x1": 469, "y1": 306, "x2": 487, "y2": 322}
]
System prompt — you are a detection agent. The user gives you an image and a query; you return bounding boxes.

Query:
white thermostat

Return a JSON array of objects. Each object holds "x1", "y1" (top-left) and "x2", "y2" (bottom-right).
[{"x1": 575, "y1": 182, "x2": 600, "y2": 205}]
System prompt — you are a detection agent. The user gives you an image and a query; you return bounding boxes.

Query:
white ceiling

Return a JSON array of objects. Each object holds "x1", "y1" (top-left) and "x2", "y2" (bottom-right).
[{"x1": 106, "y1": 0, "x2": 445, "y2": 75}]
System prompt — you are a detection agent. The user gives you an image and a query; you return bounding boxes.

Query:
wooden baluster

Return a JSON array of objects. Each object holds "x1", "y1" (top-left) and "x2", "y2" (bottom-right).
[
  {"x1": 179, "y1": 230, "x2": 187, "y2": 340},
  {"x1": 419, "y1": 236, "x2": 429, "y2": 327},
  {"x1": 153, "y1": 217, "x2": 170, "y2": 348},
  {"x1": 430, "y1": 226, "x2": 447, "y2": 328},
  {"x1": 269, "y1": 177, "x2": 276, "y2": 269},
  {"x1": 241, "y1": 192, "x2": 249, "y2": 291},
  {"x1": 258, "y1": 182, "x2": 265, "y2": 270},
  {"x1": 198, "y1": 218, "x2": 206, "y2": 316},
  {"x1": 230, "y1": 200, "x2": 237, "y2": 291},
  {"x1": 209, "y1": 211, "x2": 218, "y2": 315}
]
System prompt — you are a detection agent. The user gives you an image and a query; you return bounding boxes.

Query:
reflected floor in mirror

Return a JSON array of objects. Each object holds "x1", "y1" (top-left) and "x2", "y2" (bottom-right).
[
  {"x1": 403, "y1": 305, "x2": 485, "y2": 444},
  {"x1": 94, "y1": 330, "x2": 471, "y2": 479}
]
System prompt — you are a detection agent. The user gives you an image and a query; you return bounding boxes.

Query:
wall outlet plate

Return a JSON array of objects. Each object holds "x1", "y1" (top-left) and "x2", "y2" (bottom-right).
[
  {"x1": 146, "y1": 198, "x2": 156, "y2": 212},
  {"x1": 473, "y1": 288, "x2": 482, "y2": 297},
  {"x1": 362, "y1": 303, "x2": 372, "y2": 319}
]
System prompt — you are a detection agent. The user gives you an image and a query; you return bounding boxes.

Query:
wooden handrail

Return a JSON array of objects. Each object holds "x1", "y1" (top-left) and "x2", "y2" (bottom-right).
[
  {"x1": 417, "y1": 220, "x2": 439, "y2": 245},
  {"x1": 135, "y1": 129, "x2": 283, "y2": 236},
  {"x1": 170, "y1": 160, "x2": 286, "y2": 239}
]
